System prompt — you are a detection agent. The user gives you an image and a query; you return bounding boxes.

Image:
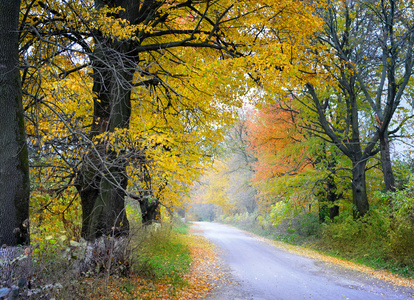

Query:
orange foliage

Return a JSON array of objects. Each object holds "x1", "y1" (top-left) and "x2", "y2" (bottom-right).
[{"x1": 247, "y1": 101, "x2": 310, "y2": 183}]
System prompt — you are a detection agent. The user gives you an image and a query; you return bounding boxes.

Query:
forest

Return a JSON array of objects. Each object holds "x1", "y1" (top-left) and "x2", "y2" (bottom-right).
[{"x1": 0, "y1": 0, "x2": 413, "y2": 298}]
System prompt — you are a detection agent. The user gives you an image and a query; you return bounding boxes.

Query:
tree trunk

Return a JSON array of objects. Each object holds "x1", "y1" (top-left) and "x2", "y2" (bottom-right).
[
  {"x1": 77, "y1": 37, "x2": 134, "y2": 241},
  {"x1": 138, "y1": 165, "x2": 161, "y2": 224},
  {"x1": 379, "y1": 132, "x2": 396, "y2": 192},
  {"x1": 77, "y1": 151, "x2": 130, "y2": 240},
  {"x1": 351, "y1": 160, "x2": 369, "y2": 218},
  {"x1": 139, "y1": 198, "x2": 160, "y2": 224},
  {"x1": 0, "y1": 0, "x2": 30, "y2": 246}
]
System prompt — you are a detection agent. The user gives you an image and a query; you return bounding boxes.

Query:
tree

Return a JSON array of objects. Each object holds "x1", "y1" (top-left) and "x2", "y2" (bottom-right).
[
  {"x1": 246, "y1": 99, "x2": 344, "y2": 219},
  {"x1": 0, "y1": 0, "x2": 30, "y2": 246},
  {"x1": 19, "y1": 0, "x2": 321, "y2": 240},
  {"x1": 249, "y1": 0, "x2": 414, "y2": 217},
  {"x1": 224, "y1": 118, "x2": 257, "y2": 214},
  {"x1": 308, "y1": 0, "x2": 414, "y2": 214},
  {"x1": 75, "y1": 0, "x2": 253, "y2": 239}
]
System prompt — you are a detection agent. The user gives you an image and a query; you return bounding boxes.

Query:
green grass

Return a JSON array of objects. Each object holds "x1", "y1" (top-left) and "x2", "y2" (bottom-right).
[
  {"x1": 133, "y1": 224, "x2": 192, "y2": 289},
  {"x1": 172, "y1": 222, "x2": 190, "y2": 234}
]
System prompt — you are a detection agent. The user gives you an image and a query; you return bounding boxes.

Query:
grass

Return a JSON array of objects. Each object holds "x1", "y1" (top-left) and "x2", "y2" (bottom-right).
[
  {"x1": 135, "y1": 231, "x2": 191, "y2": 287},
  {"x1": 172, "y1": 222, "x2": 190, "y2": 235},
  {"x1": 129, "y1": 222, "x2": 193, "y2": 294}
]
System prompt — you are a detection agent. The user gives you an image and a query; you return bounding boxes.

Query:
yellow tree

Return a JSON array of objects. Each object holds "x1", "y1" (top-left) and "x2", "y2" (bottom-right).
[
  {"x1": 247, "y1": 0, "x2": 414, "y2": 218},
  {"x1": 20, "y1": 0, "x2": 321, "y2": 240}
]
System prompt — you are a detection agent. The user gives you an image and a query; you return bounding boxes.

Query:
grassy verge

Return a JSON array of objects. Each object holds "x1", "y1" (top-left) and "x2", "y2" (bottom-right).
[
  {"x1": 95, "y1": 221, "x2": 219, "y2": 300},
  {"x1": 6, "y1": 215, "x2": 216, "y2": 299},
  {"x1": 133, "y1": 225, "x2": 192, "y2": 289}
]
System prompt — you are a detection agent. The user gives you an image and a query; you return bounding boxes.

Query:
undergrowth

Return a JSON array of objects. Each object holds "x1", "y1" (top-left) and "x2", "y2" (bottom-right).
[
  {"x1": 0, "y1": 213, "x2": 194, "y2": 299},
  {"x1": 132, "y1": 224, "x2": 192, "y2": 289}
]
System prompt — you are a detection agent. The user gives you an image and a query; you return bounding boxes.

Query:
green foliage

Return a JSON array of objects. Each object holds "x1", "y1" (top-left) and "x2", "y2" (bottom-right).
[
  {"x1": 295, "y1": 213, "x2": 320, "y2": 237},
  {"x1": 219, "y1": 212, "x2": 278, "y2": 238},
  {"x1": 392, "y1": 158, "x2": 414, "y2": 190},
  {"x1": 386, "y1": 181, "x2": 414, "y2": 265},
  {"x1": 321, "y1": 209, "x2": 390, "y2": 255},
  {"x1": 30, "y1": 189, "x2": 82, "y2": 250},
  {"x1": 269, "y1": 201, "x2": 297, "y2": 227}
]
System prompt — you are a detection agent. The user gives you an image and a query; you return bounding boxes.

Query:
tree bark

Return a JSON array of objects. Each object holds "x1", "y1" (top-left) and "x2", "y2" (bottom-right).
[
  {"x1": 139, "y1": 198, "x2": 160, "y2": 225},
  {"x1": 379, "y1": 131, "x2": 396, "y2": 192},
  {"x1": 351, "y1": 160, "x2": 369, "y2": 218},
  {"x1": 0, "y1": 0, "x2": 30, "y2": 246},
  {"x1": 76, "y1": 37, "x2": 134, "y2": 241}
]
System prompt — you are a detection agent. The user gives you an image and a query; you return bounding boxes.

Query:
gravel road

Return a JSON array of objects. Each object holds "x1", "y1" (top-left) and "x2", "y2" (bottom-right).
[{"x1": 193, "y1": 222, "x2": 414, "y2": 300}]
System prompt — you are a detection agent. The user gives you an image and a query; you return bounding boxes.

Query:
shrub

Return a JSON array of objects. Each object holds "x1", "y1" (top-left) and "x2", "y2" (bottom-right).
[
  {"x1": 295, "y1": 213, "x2": 319, "y2": 237},
  {"x1": 320, "y1": 208, "x2": 390, "y2": 256},
  {"x1": 269, "y1": 201, "x2": 296, "y2": 227},
  {"x1": 387, "y1": 188, "x2": 414, "y2": 264}
]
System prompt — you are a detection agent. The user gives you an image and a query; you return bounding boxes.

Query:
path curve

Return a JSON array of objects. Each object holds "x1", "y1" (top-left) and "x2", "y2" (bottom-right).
[{"x1": 193, "y1": 222, "x2": 414, "y2": 300}]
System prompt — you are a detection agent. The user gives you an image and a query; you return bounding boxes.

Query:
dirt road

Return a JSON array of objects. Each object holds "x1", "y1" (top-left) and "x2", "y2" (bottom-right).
[{"x1": 193, "y1": 222, "x2": 414, "y2": 300}]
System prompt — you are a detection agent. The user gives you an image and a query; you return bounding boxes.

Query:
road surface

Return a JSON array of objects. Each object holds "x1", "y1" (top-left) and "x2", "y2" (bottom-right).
[{"x1": 193, "y1": 222, "x2": 414, "y2": 300}]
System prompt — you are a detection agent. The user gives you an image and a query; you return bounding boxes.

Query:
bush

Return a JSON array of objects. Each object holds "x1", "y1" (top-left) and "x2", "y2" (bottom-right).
[
  {"x1": 387, "y1": 189, "x2": 414, "y2": 264},
  {"x1": 269, "y1": 201, "x2": 296, "y2": 227},
  {"x1": 320, "y1": 208, "x2": 389, "y2": 255},
  {"x1": 296, "y1": 213, "x2": 319, "y2": 237}
]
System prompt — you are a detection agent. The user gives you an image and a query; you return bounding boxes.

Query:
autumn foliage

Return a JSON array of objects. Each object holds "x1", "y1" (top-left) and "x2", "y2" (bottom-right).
[
  {"x1": 247, "y1": 103, "x2": 310, "y2": 182},
  {"x1": 7, "y1": 0, "x2": 414, "y2": 297},
  {"x1": 246, "y1": 101, "x2": 317, "y2": 212}
]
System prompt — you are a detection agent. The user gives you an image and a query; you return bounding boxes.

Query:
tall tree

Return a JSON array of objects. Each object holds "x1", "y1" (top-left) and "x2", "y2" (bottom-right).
[
  {"x1": 263, "y1": 0, "x2": 414, "y2": 217},
  {"x1": 19, "y1": 0, "x2": 320, "y2": 241},
  {"x1": 0, "y1": 0, "x2": 30, "y2": 246},
  {"x1": 246, "y1": 100, "x2": 344, "y2": 217}
]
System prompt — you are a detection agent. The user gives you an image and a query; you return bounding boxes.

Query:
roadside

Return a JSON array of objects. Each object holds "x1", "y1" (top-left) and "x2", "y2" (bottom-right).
[
  {"x1": 87, "y1": 223, "x2": 225, "y2": 300},
  {"x1": 241, "y1": 227, "x2": 414, "y2": 289},
  {"x1": 195, "y1": 222, "x2": 414, "y2": 300},
  {"x1": 178, "y1": 226, "x2": 233, "y2": 299},
  {"x1": 89, "y1": 221, "x2": 413, "y2": 299}
]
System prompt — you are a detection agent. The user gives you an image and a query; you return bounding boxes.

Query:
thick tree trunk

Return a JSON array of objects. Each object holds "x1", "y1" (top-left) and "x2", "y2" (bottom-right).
[
  {"x1": 77, "y1": 37, "x2": 134, "y2": 241},
  {"x1": 76, "y1": 152, "x2": 130, "y2": 240},
  {"x1": 0, "y1": 0, "x2": 30, "y2": 246},
  {"x1": 351, "y1": 160, "x2": 369, "y2": 218},
  {"x1": 139, "y1": 198, "x2": 160, "y2": 224},
  {"x1": 379, "y1": 132, "x2": 396, "y2": 193}
]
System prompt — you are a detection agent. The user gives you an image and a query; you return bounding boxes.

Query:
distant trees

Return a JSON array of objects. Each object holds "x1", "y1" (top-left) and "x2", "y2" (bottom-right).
[
  {"x1": 246, "y1": 102, "x2": 313, "y2": 213},
  {"x1": 209, "y1": 0, "x2": 414, "y2": 221},
  {"x1": 189, "y1": 121, "x2": 257, "y2": 220},
  {"x1": 246, "y1": 100, "x2": 344, "y2": 221}
]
